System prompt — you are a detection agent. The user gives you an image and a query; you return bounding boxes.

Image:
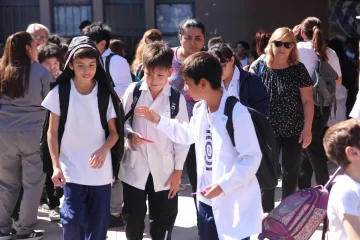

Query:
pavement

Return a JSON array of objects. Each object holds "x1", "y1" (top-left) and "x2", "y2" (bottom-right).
[{"x1": 33, "y1": 162, "x2": 341, "y2": 240}]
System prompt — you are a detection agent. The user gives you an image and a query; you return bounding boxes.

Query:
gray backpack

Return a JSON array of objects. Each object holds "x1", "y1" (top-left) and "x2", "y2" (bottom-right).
[{"x1": 312, "y1": 58, "x2": 338, "y2": 114}]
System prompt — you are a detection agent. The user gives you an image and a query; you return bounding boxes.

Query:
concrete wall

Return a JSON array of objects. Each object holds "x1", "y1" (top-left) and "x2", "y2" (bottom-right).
[{"x1": 196, "y1": 0, "x2": 329, "y2": 47}]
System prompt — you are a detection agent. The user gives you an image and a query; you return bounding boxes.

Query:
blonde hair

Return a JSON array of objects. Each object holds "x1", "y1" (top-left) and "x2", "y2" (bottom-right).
[
  {"x1": 265, "y1": 27, "x2": 299, "y2": 66},
  {"x1": 131, "y1": 29, "x2": 162, "y2": 72}
]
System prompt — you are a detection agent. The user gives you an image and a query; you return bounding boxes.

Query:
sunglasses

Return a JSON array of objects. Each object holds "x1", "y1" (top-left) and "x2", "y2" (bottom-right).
[
  {"x1": 272, "y1": 41, "x2": 293, "y2": 49},
  {"x1": 32, "y1": 33, "x2": 48, "y2": 41}
]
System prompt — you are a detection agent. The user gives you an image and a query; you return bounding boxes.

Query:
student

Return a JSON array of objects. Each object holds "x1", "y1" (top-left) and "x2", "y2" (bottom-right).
[
  {"x1": 39, "y1": 43, "x2": 63, "y2": 79},
  {"x1": 83, "y1": 21, "x2": 132, "y2": 227},
  {"x1": 42, "y1": 36, "x2": 124, "y2": 240},
  {"x1": 135, "y1": 52, "x2": 262, "y2": 240},
  {"x1": 234, "y1": 40, "x2": 250, "y2": 68},
  {"x1": 120, "y1": 41, "x2": 189, "y2": 240},
  {"x1": 323, "y1": 119, "x2": 360, "y2": 240}
]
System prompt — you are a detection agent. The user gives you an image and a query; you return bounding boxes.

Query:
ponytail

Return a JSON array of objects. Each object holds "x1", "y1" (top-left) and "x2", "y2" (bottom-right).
[{"x1": 312, "y1": 26, "x2": 328, "y2": 61}]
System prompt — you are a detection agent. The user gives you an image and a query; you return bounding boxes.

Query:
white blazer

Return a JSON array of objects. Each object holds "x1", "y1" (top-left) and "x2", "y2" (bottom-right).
[
  {"x1": 156, "y1": 91, "x2": 263, "y2": 240},
  {"x1": 119, "y1": 81, "x2": 190, "y2": 192}
]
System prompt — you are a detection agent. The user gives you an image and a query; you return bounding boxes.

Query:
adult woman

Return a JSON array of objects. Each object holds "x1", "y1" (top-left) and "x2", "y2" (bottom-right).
[
  {"x1": 0, "y1": 32, "x2": 54, "y2": 239},
  {"x1": 131, "y1": 29, "x2": 162, "y2": 79},
  {"x1": 250, "y1": 28, "x2": 314, "y2": 213},
  {"x1": 168, "y1": 18, "x2": 205, "y2": 226},
  {"x1": 293, "y1": 17, "x2": 342, "y2": 190}
]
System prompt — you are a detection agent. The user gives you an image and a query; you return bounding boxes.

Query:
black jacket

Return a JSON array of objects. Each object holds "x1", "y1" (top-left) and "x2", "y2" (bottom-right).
[{"x1": 238, "y1": 68, "x2": 270, "y2": 117}]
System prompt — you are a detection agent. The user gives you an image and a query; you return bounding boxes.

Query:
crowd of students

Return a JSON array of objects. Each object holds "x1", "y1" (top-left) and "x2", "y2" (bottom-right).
[{"x1": 0, "y1": 16, "x2": 359, "y2": 240}]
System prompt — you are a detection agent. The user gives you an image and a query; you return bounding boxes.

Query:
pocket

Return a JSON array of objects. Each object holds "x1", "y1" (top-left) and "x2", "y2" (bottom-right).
[{"x1": 162, "y1": 153, "x2": 175, "y2": 175}]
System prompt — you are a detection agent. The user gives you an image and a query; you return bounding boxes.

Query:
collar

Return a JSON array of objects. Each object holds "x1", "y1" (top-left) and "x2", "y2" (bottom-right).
[
  {"x1": 221, "y1": 66, "x2": 241, "y2": 89},
  {"x1": 139, "y1": 81, "x2": 172, "y2": 97},
  {"x1": 102, "y1": 48, "x2": 114, "y2": 58}
]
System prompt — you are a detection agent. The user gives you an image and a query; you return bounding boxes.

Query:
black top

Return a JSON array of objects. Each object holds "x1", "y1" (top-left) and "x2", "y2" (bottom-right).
[{"x1": 260, "y1": 62, "x2": 312, "y2": 138}]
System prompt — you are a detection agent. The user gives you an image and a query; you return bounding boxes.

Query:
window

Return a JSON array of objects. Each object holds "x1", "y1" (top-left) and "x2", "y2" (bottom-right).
[
  {"x1": 52, "y1": 0, "x2": 92, "y2": 37},
  {"x1": 155, "y1": 0, "x2": 195, "y2": 46},
  {"x1": 0, "y1": 0, "x2": 40, "y2": 41},
  {"x1": 104, "y1": 0, "x2": 145, "y2": 57}
]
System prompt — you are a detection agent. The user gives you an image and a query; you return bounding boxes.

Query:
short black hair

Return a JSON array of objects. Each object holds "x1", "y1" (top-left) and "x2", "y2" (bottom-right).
[
  {"x1": 179, "y1": 18, "x2": 205, "y2": 36},
  {"x1": 142, "y1": 41, "x2": 173, "y2": 71},
  {"x1": 207, "y1": 36, "x2": 225, "y2": 49},
  {"x1": 180, "y1": 52, "x2": 222, "y2": 90},
  {"x1": 71, "y1": 47, "x2": 100, "y2": 63},
  {"x1": 208, "y1": 42, "x2": 241, "y2": 69},
  {"x1": 235, "y1": 40, "x2": 250, "y2": 50},
  {"x1": 79, "y1": 20, "x2": 92, "y2": 31},
  {"x1": 60, "y1": 43, "x2": 68, "y2": 55},
  {"x1": 48, "y1": 34, "x2": 62, "y2": 46},
  {"x1": 82, "y1": 21, "x2": 111, "y2": 49},
  {"x1": 38, "y1": 43, "x2": 63, "y2": 65}
]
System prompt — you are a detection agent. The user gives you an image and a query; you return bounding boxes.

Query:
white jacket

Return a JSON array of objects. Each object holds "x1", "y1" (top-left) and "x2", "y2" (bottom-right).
[
  {"x1": 156, "y1": 91, "x2": 263, "y2": 240},
  {"x1": 120, "y1": 81, "x2": 190, "y2": 192}
]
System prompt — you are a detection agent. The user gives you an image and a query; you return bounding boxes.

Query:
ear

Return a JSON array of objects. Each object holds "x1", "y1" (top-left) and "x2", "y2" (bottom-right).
[
  {"x1": 178, "y1": 34, "x2": 182, "y2": 42},
  {"x1": 231, "y1": 56, "x2": 235, "y2": 64},
  {"x1": 345, "y1": 146, "x2": 359, "y2": 162},
  {"x1": 168, "y1": 68, "x2": 173, "y2": 76},
  {"x1": 25, "y1": 45, "x2": 31, "y2": 54},
  {"x1": 68, "y1": 62, "x2": 74, "y2": 70},
  {"x1": 199, "y1": 78, "x2": 208, "y2": 88}
]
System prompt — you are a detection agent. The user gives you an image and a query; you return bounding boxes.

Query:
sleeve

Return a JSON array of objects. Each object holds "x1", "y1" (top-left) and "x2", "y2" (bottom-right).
[
  {"x1": 173, "y1": 95, "x2": 191, "y2": 170},
  {"x1": 110, "y1": 55, "x2": 133, "y2": 99},
  {"x1": 247, "y1": 75, "x2": 270, "y2": 117},
  {"x1": 327, "y1": 48, "x2": 342, "y2": 77},
  {"x1": 155, "y1": 101, "x2": 200, "y2": 145},
  {"x1": 41, "y1": 86, "x2": 60, "y2": 116},
  {"x1": 121, "y1": 82, "x2": 137, "y2": 137},
  {"x1": 296, "y1": 63, "x2": 313, "y2": 88},
  {"x1": 106, "y1": 96, "x2": 117, "y2": 122},
  {"x1": 217, "y1": 103, "x2": 262, "y2": 195},
  {"x1": 40, "y1": 69, "x2": 55, "y2": 100},
  {"x1": 336, "y1": 188, "x2": 360, "y2": 220}
]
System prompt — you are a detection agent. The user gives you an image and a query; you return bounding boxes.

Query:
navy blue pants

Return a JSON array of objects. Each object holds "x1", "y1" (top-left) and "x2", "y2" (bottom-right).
[
  {"x1": 61, "y1": 183, "x2": 111, "y2": 240},
  {"x1": 199, "y1": 201, "x2": 249, "y2": 240}
]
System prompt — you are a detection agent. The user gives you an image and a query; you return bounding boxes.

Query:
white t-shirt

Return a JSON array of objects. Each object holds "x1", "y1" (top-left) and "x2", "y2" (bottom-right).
[
  {"x1": 240, "y1": 57, "x2": 249, "y2": 68},
  {"x1": 327, "y1": 174, "x2": 360, "y2": 240},
  {"x1": 42, "y1": 79, "x2": 117, "y2": 186},
  {"x1": 297, "y1": 40, "x2": 342, "y2": 78},
  {"x1": 198, "y1": 109, "x2": 216, "y2": 206}
]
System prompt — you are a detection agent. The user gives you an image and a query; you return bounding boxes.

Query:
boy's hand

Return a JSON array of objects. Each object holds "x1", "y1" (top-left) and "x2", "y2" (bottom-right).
[
  {"x1": 89, "y1": 146, "x2": 109, "y2": 169},
  {"x1": 202, "y1": 183, "x2": 223, "y2": 199},
  {"x1": 135, "y1": 106, "x2": 161, "y2": 124},
  {"x1": 165, "y1": 170, "x2": 182, "y2": 199},
  {"x1": 52, "y1": 167, "x2": 66, "y2": 187},
  {"x1": 128, "y1": 132, "x2": 144, "y2": 148}
]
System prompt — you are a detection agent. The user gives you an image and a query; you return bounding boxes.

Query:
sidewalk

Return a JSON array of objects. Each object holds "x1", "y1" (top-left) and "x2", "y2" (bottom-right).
[{"x1": 34, "y1": 162, "x2": 340, "y2": 239}]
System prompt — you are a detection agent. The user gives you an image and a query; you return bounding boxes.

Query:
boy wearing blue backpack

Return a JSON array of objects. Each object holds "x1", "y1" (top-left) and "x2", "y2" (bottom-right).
[
  {"x1": 135, "y1": 52, "x2": 262, "y2": 240},
  {"x1": 119, "y1": 41, "x2": 189, "y2": 240}
]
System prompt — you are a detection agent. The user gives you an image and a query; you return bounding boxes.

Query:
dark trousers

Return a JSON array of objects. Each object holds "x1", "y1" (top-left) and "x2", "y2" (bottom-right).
[
  {"x1": 61, "y1": 183, "x2": 111, "y2": 240},
  {"x1": 122, "y1": 174, "x2": 178, "y2": 240},
  {"x1": 198, "y1": 202, "x2": 249, "y2": 240},
  {"x1": 299, "y1": 107, "x2": 330, "y2": 189},
  {"x1": 261, "y1": 136, "x2": 303, "y2": 213}
]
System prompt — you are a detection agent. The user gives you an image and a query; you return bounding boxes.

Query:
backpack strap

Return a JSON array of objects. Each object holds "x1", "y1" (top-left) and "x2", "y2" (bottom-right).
[
  {"x1": 124, "y1": 81, "x2": 143, "y2": 122},
  {"x1": 169, "y1": 86, "x2": 181, "y2": 119},
  {"x1": 58, "y1": 81, "x2": 71, "y2": 144},
  {"x1": 105, "y1": 53, "x2": 116, "y2": 86},
  {"x1": 97, "y1": 87, "x2": 110, "y2": 135},
  {"x1": 224, "y1": 96, "x2": 239, "y2": 147},
  {"x1": 257, "y1": 55, "x2": 266, "y2": 77}
]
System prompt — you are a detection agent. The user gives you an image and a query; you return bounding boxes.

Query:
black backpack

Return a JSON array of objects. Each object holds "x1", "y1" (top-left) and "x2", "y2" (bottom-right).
[
  {"x1": 224, "y1": 96, "x2": 279, "y2": 190},
  {"x1": 124, "y1": 81, "x2": 181, "y2": 122},
  {"x1": 40, "y1": 81, "x2": 124, "y2": 177},
  {"x1": 105, "y1": 53, "x2": 140, "y2": 83}
]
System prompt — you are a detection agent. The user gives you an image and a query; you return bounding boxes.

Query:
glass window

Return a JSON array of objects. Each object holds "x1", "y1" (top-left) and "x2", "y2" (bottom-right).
[{"x1": 156, "y1": 4, "x2": 193, "y2": 34}]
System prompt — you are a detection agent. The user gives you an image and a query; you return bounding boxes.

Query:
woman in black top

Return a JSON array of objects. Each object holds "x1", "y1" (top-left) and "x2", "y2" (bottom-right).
[{"x1": 250, "y1": 27, "x2": 314, "y2": 213}]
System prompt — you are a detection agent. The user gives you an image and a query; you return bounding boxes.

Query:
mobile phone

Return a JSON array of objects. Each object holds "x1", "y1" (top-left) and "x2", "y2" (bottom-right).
[{"x1": 138, "y1": 136, "x2": 154, "y2": 143}]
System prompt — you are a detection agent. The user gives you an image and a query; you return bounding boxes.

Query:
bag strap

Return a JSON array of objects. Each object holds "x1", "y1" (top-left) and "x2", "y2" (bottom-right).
[
  {"x1": 105, "y1": 53, "x2": 116, "y2": 86},
  {"x1": 169, "y1": 86, "x2": 181, "y2": 119},
  {"x1": 324, "y1": 166, "x2": 342, "y2": 189},
  {"x1": 224, "y1": 96, "x2": 239, "y2": 147},
  {"x1": 257, "y1": 56, "x2": 266, "y2": 77},
  {"x1": 124, "y1": 81, "x2": 143, "y2": 122},
  {"x1": 97, "y1": 87, "x2": 110, "y2": 135},
  {"x1": 58, "y1": 81, "x2": 71, "y2": 146}
]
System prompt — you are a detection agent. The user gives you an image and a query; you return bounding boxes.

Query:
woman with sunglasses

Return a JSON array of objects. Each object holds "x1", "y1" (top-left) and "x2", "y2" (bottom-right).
[
  {"x1": 131, "y1": 29, "x2": 163, "y2": 79},
  {"x1": 293, "y1": 17, "x2": 342, "y2": 191},
  {"x1": 250, "y1": 27, "x2": 314, "y2": 213}
]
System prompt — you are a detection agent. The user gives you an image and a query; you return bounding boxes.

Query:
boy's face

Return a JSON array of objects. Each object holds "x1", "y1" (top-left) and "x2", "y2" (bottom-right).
[
  {"x1": 183, "y1": 75, "x2": 206, "y2": 101},
  {"x1": 69, "y1": 57, "x2": 97, "y2": 82},
  {"x1": 42, "y1": 57, "x2": 60, "y2": 72},
  {"x1": 143, "y1": 67, "x2": 173, "y2": 94}
]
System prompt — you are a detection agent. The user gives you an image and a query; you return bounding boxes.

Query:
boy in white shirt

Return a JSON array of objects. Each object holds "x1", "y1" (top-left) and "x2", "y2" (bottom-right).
[
  {"x1": 120, "y1": 41, "x2": 189, "y2": 239},
  {"x1": 42, "y1": 36, "x2": 124, "y2": 240},
  {"x1": 323, "y1": 119, "x2": 360, "y2": 240},
  {"x1": 136, "y1": 52, "x2": 262, "y2": 240}
]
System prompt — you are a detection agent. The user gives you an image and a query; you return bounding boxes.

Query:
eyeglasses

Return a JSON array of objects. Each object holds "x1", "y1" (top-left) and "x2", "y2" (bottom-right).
[
  {"x1": 221, "y1": 60, "x2": 229, "y2": 69},
  {"x1": 273, "y1": 41, "x2": 293, "y2": 49},
  {"x1": 31, "y1": 33, "x2": 48, "y2": 41}
]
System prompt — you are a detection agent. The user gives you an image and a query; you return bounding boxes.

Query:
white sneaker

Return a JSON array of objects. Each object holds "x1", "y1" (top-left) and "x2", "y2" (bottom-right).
[{"x1": 49, "y1": 207, "x2": 60, "y2": 222}]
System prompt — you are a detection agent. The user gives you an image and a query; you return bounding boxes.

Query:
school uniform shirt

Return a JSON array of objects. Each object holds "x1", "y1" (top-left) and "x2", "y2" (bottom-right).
[
  {"x1": 221, "y1": 66, "x2": 240, "y2": 99},
  {"x1": 120, "y1": 81, "x2": 190, "y2": 192},
  {"x1": 327, "y1": 174, "x2": 360, "y2": 240},
  {"x1": 102, "y1": 48, "x2": 132, "y2": 98},
  {"x1": 297, "y1": 40, "x2": 342, "y2": 78},
  {"x1": 240, "y1": 57, "x2": 249, "y2": 68},
  {"x1": 41, "y1": 79, "x2": 117, "y2": 186},
  {"x1": 156, "y1": 90, "x2": 262, "y2": 240}
]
